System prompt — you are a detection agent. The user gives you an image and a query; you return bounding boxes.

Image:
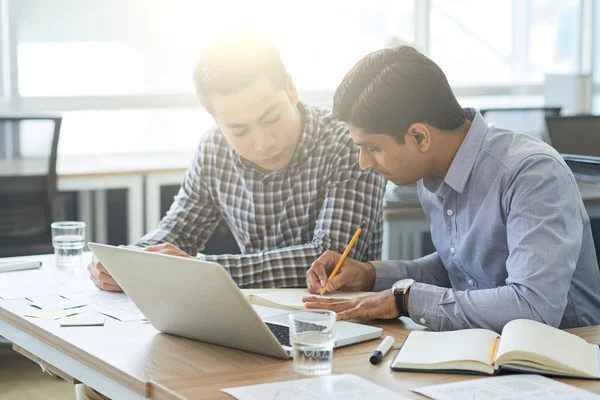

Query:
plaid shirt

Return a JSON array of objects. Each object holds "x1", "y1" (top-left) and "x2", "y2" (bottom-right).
[{"x1": 136, "y1": 102, "x2": 386, "y2": 288}]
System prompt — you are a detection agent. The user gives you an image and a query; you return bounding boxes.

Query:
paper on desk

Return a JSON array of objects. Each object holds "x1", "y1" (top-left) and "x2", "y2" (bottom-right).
[
  {"x1": 246, "y1": 289, "x2": 373, "y2": 311},
  {"x1": 0, "y1": 268, "x2": 96, "y2": 299},
  {"x1": 64, "y1": 290, "x2": 146, "y2": 322},
  {"x1": 221, "y1": 373, "x2": 409, "y2": 400},
  {"x1": 412, "y1": 374, "x2": 600, "y2": 400},
  {"x1": 24, "y1": 308, "x2": 79, "y2": 320},
  {"x1": 60, "y1": 312, "x2": 105, "y2": 327},
  {"x1": 28, "y1": 295, "x2": 87, "y2": 310}
]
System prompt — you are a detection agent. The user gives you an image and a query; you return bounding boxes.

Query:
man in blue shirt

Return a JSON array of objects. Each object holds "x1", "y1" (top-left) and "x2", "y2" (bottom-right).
[{"x1": 304, "y1": 45, "x2": 600, "y2": 332}]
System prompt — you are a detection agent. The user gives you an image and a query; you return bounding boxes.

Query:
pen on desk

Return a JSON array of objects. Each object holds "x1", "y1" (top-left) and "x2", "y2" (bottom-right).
[
  {"x1": 370, "y1": 335, "x2": 395, "y2": 365},
  {"x1": 320, "y1": 220, "x2": 366, "y2": 295},
  {"x1": 0, "y1": 260, "x2": 42, "y2": 273}
]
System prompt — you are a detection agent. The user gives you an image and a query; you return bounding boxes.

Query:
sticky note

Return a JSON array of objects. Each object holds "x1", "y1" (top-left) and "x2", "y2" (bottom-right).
[
  {"x1": 24, "y1": 308, "x2": 79, "y2": 320},
  {"x1": 60, "y1": 313, "x2": 105, "y2": 327}
]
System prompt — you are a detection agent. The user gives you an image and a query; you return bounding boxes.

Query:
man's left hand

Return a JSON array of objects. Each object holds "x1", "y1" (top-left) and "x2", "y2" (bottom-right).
[
  {"x1": 143, "y1": 243, "x2": 192, "y2": 258},
  {"x1": 302, "y1": 290, "x2": 400, "y2": 321}
]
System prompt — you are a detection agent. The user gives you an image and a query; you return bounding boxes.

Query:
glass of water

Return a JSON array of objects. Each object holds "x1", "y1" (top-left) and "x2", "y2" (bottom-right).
[
  {"x1": 289, "y1": 310, "x2": 336, "y2": 376},
  {"x1": 51, "y1": 221, "x2": 86, "y2": 269}
]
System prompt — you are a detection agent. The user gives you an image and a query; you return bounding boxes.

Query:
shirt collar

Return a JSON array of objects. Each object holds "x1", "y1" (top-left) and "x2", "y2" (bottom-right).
[{"x1": 423, "y1": 108, "x2": 488, "y2": 195}]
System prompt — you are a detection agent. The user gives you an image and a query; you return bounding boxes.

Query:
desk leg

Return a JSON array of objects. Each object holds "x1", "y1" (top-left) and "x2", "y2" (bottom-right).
[
  {"x1": 94, "y1": 190, "x2": 108, "y2": 244},
  {"x1": 127, "y1": 178, "x2": 144, "y2": 245},
  {"x1": 145, "y1": 172, "x2": 184, "y2": 234},
  {"x1": 78, "y1": 191, "x2": 94, "y2": 243}
]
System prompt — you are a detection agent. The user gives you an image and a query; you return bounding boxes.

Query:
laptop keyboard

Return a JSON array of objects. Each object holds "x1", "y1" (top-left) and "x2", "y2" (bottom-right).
[
  {"x1": 265, "y1": 323, "x2": 291, "y2": 347},
  {"x1": 265, "y1": 321, "x2": 328, "y2": 347}
]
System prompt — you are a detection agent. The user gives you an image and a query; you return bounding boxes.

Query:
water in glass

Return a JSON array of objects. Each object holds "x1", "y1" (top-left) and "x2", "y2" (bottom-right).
[{"x1": 291, "y1": 332, "x2": 335, "y2": 376}]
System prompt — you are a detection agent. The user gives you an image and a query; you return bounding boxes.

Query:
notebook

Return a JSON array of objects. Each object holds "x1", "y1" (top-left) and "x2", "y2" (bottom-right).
[
  {"x1": 392, "y1": 319, "x2": 600, "y2": 379},
  {"x1": 245, "y1": 289, "x2": 373, "y2": 311}
]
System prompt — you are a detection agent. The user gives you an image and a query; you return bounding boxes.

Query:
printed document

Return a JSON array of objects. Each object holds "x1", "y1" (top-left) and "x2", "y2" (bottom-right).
[{"x1": 222, "y1": 374, "x2": 409, "y2": 400}]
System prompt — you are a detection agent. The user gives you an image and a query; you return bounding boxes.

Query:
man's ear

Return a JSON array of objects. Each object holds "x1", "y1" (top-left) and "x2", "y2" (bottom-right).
[
  {"x1": 285, "y1": 74, "x2": 299, "y2": 104},
  {"x1": 406, "y1": 123, "x2": 431, "y2": 152}
]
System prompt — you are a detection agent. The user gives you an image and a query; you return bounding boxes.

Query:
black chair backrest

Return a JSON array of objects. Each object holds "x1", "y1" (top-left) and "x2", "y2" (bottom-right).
[
  {"x1": 546, "y1": 115, "x2": 600, "y2": 159},
  {"x1": 564, "y1": 157, "x2": 600, "y2": 268},
  {"x1": 0, "y1": 114, "x2": 61, "y2": 256}
]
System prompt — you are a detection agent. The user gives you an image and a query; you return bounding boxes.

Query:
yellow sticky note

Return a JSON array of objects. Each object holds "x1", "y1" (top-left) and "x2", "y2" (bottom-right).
[{"x1": 24, "y1": 308, "x2": 79, "y2": 320}]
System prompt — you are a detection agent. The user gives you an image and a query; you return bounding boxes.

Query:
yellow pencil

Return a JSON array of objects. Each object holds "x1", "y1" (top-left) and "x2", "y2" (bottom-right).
[
  {"x1": 321, "y1": 220, "x2": 366, "y2": 295},
  {"x1": 489, "y1": 336, "x2": 500, "y2": 365}
]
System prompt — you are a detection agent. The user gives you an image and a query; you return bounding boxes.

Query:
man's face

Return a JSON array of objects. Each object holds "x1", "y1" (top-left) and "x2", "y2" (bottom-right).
[
  {"x1": 208, "y1": 75, "x2": 302, "y2": 172},
  {"x1": 349, "y1": 125, "x2": 427, "y2": 186}
]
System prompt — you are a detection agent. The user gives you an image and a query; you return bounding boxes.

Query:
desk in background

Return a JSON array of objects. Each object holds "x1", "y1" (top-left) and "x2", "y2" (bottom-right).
[{"x1": 0, "y1": 152, "x2": 191, "y2": 246}]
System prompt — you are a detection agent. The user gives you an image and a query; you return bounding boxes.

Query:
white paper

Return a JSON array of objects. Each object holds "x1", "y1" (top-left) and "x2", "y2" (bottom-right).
[
  {"x1": 27, "y1": 295, "x2": 87, "y2": 310},
  {"x1": 0, "y1": 268, "x2": 96, "y2": 299},
  {"x1": 60, "y1": 312, "x2": 105, "y2": 327},
  {"x1": 413, "y1": 374, "x2": 600, "y2": 400},
  {"x1": 64, "y1": 290, "x2": 146, "y2": 322},
  {"x1": 222, "y1": 373, "x2": 409, "y2": 400}
]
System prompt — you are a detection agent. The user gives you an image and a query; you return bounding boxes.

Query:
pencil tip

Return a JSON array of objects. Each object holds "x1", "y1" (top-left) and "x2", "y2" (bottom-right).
[{"x1": 360, "y1": 220, "x2": 366, "y2": 228}]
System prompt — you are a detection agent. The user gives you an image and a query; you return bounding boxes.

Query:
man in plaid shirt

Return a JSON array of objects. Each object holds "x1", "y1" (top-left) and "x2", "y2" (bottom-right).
[{"x1": 87, "y1": 31, "x2": 386, "y2": 291}]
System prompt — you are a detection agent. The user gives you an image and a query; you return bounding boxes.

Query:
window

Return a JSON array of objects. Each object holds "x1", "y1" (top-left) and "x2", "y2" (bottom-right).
[
  {"x1": 429, "y1": 0, "x2": 580, "y2": 86},
  {"x1": 285, "y1": 0, "x2": 415, "y2": 90},
  {"x1": 55, "y1": 108, "x2": 213, "y2": 155},
  {"x1": 16, "y1": 0, "x2": 416, "y2": 97}
]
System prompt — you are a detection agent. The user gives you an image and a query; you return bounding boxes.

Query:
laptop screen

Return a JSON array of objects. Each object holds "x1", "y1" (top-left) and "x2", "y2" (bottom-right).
[{"x1": 546, "y1": 116, "x2": 600, "y2": 158}]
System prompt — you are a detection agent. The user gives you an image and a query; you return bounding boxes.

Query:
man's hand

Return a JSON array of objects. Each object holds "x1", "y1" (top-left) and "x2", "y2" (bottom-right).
[
  {"x1": 305, "y1": 250, "x2": 376, "y2": 294},
  {"x1": 88, "y1": 255, "x2": 122, "y2": 292},
  {"x1": 142, "y1": 243, "x2": 192, "y2": 258},
  {"x1": 302, "y1": 290, "x2": 399, "y2": 321},
  {"x1": 88, "y1": 243, "x2": 192, "y2": 292}
]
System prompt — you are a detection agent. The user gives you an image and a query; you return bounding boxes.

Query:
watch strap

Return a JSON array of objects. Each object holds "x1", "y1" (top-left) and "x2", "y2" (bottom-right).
[{"x1": 394, "y1": 290, "x2": 408, "y2": 317}]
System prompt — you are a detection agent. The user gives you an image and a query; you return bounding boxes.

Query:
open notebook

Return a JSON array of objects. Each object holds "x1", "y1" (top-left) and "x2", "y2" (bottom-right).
[
  {"x1": 245, "y1": 289, "x2": 373, "y2": 311},
  {"x1": 392, "y1": 319, "x2": 600, "y2": 379}
]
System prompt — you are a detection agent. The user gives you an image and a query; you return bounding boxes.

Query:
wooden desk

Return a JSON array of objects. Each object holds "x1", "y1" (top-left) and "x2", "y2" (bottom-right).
[
  {"x1": 0, "y1": 253, "x2": 421, "y2": 399},
  {"x1": 152, "y1": 326, "x2": 600, "y2": 400}
]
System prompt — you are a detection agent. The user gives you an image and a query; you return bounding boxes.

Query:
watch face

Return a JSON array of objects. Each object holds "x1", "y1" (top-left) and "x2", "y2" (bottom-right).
[{"x1": 393, "y1": 279, "x2": 415, "y2": 292}]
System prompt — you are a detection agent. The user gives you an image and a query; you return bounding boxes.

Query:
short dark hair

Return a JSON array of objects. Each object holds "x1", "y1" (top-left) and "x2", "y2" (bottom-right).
[
  {"x1": 193, "y1": 30, "x2": 288, "y2": 113},
  {"x1": 333, "y1": 46, "x2": 466, "y2": 143}
]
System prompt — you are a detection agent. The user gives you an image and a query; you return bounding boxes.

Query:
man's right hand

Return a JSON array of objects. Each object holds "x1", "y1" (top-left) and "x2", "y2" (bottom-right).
[
  {"x1": 305, "y1": 250, "x2": 376, "y2": 294},
  {"x1": 88, "y1": 255, "x2": 123, "y2": 292}
]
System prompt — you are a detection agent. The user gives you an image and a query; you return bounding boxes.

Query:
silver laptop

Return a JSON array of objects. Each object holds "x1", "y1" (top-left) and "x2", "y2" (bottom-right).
[{"x1": 87, "y1": 242, "x2": 383, "y2": 359}]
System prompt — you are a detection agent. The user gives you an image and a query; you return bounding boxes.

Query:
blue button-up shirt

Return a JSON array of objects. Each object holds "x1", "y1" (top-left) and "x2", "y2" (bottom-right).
[{"x1": 373, "y1": 109, "x2": 600, "y2": 332}]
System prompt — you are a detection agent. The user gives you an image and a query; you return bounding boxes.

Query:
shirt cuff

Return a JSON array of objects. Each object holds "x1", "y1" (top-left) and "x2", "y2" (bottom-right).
[
  {"x1": 407, "y1": 282, "x2": 448, "y2": 330},
  {"x1": 371, "y1": 261, "x2": 402, "y2": 292}
]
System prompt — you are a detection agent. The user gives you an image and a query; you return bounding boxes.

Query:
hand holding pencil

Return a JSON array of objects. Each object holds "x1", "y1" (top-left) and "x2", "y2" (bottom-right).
[{"x1": 320, "y1": 220, "x2": 366, "y2": 295}]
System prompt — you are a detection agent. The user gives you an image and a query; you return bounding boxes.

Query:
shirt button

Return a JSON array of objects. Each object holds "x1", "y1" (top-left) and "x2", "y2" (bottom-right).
[
  {"x1": 446, "y1": 209, "x2": 453, "y2": 216},
  {"x1": 419, "y1": 318, "x2": 426, "y2": 324},
  {"x1": 468, "y1": 279, "x2": 474, "y2": 286},
  {"x1": 450, "y1": 247, "x2": 456, "y2": 255}
]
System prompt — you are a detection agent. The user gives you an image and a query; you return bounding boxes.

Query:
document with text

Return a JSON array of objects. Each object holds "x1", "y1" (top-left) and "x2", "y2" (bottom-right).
[
  {"x1": 222, "y1": 374, "x2": 409, "y2": 400},
  {"x1": 64, "y1": 290, "x2": 146, "y2": 322},
  {"x1": 413, "y1": 374, "x2": 600, "y2": 400}
]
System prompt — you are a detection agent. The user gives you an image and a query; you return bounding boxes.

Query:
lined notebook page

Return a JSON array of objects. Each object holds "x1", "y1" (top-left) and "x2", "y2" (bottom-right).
[{"x1": 497, "y1": 319, "x2": 600, "y2": 377}]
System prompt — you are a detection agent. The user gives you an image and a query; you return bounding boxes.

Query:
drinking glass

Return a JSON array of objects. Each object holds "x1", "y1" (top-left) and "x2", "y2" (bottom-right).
[
  {"x1": 289, "y1": 310, "x2": 336, "y2": 376},
  {"x1": 51, "y1": 221, "x2": 86, "y2": 269}
]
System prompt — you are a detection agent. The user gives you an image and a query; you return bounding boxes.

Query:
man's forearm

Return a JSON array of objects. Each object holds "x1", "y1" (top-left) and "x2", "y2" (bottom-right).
[{"x1": 204, "y1": 243, "x2": 325, "y2": 288}]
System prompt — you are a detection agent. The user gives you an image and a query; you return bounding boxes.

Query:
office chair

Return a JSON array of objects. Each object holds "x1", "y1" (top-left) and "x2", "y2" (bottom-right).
[
  {"x1": 563, "y1": 157, "x2": 600, "y2": 268},
  {"x1": 0, "y1": 114, "x2": 62, "y2": 257},
  {"x1": 480, "y1": 106, "x2": 562, "y2": 144}
]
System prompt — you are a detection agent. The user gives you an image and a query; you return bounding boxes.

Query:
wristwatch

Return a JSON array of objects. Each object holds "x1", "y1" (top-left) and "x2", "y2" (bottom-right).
[{"x1": 392, "y1": 279, "x2": 415, "y2": 317}]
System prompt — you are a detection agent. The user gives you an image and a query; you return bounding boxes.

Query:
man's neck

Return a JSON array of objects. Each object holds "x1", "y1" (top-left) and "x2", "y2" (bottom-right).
[{"x1": 430, "y1": 119, "x2": 472, "y2": 178}]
